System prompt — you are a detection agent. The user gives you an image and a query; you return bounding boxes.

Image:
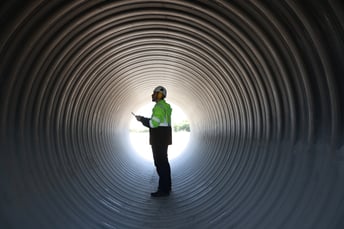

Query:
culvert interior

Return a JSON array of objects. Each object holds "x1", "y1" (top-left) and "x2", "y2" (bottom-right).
[{"x1": 1, "y1": 1, "x2": 344, "y2": 229}]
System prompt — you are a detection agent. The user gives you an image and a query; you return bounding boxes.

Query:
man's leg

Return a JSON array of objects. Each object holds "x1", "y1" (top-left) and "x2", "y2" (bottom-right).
[
  {"x1": 151, "y1": 144, "x2": 171, "y2": 195},
  {"x1": 158, "y1": 144, "x2": 171, "y2": 192}
]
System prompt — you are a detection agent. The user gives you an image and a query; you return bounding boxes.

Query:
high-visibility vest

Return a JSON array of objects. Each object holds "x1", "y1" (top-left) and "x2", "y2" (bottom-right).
[{"x1": 149, "y1": 99, "x2": 172, "y2": 128}]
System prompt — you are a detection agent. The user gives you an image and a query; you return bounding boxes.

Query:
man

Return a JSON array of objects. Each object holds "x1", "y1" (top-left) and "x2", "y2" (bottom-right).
[{"x1": 135, "y1": 86, "x2": 172, "y2": 197}]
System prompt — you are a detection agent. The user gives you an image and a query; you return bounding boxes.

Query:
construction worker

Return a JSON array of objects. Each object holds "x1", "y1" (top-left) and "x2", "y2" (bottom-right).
[{"x1": 135, "y1": 86, "x2": 172, "y2": 197}]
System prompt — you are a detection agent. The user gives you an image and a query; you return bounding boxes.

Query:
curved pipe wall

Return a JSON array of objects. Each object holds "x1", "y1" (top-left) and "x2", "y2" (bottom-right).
[{"x1": 1, "y1": 1, "x2": 344, "y2": 228}]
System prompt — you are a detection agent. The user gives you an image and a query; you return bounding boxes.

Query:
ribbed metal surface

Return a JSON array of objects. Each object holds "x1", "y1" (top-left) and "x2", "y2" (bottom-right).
[{"x1": 1, "y1": 1, "x2": 344, "y2": 228}]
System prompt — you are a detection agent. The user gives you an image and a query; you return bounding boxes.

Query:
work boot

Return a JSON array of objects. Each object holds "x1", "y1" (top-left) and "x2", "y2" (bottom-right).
[{"x1": 150, "y1": 190, "x2": 170, "y2": 197}]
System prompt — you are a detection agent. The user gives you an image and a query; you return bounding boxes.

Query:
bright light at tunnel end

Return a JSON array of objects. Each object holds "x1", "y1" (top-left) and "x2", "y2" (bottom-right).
[{"x1": 129, "y1": 103, "x2": 190, "y2": 162}]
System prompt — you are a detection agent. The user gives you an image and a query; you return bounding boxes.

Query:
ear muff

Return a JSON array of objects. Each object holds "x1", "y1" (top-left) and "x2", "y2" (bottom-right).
[{"x1": 156, "y1": 92, "x2": 164, "y2": 99}]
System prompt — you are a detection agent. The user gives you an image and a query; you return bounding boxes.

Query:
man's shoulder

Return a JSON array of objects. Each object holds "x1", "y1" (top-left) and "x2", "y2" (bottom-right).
[
  {"x1": 160, "y1": 99, "x2": 171, "y2": 106},
  {"x1": 155, "y1": 100, "x2": 171, "y2": 108}
]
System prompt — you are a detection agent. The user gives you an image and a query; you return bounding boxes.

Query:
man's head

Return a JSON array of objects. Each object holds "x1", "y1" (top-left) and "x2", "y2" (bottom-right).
[{"x1": 152, "y1": 86, "x2": 167, "y2": 102}]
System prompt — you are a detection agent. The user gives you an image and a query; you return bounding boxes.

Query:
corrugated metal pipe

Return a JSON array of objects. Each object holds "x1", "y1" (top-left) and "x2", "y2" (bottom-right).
[{"x1": 1, "y1": 1, "x2": 344, "y2": 228}]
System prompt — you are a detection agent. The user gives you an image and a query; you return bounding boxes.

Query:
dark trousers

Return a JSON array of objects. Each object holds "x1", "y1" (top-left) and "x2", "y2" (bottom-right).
[{"x1": 151, "y1": 144, "x2": 171, "y2": 192}]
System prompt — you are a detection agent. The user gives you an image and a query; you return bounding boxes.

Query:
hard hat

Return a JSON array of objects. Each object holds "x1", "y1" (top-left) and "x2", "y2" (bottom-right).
[{"x1": 153, "y1": 86, "x2": 167, "y2": 97}]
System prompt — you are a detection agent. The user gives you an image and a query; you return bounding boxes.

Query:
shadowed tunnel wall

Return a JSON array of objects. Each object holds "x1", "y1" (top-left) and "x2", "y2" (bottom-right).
[{"x1": 1, "y1": 1, "x2": 344, "y2": 228}]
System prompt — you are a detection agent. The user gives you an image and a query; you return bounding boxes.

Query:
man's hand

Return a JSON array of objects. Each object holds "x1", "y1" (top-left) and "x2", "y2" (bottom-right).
[
  {"x1": 134, "y1": 115, "x2": 150, "y2": 128},
  {"x1": 132, "y1": 112, "x2": 143, "y2": 122},
  {"x1": 132, "y1": 113, "x2": 149, "y2": 127},
  {"x1": 136, "y1": 115, "x2": 143, "y2": 121}
]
